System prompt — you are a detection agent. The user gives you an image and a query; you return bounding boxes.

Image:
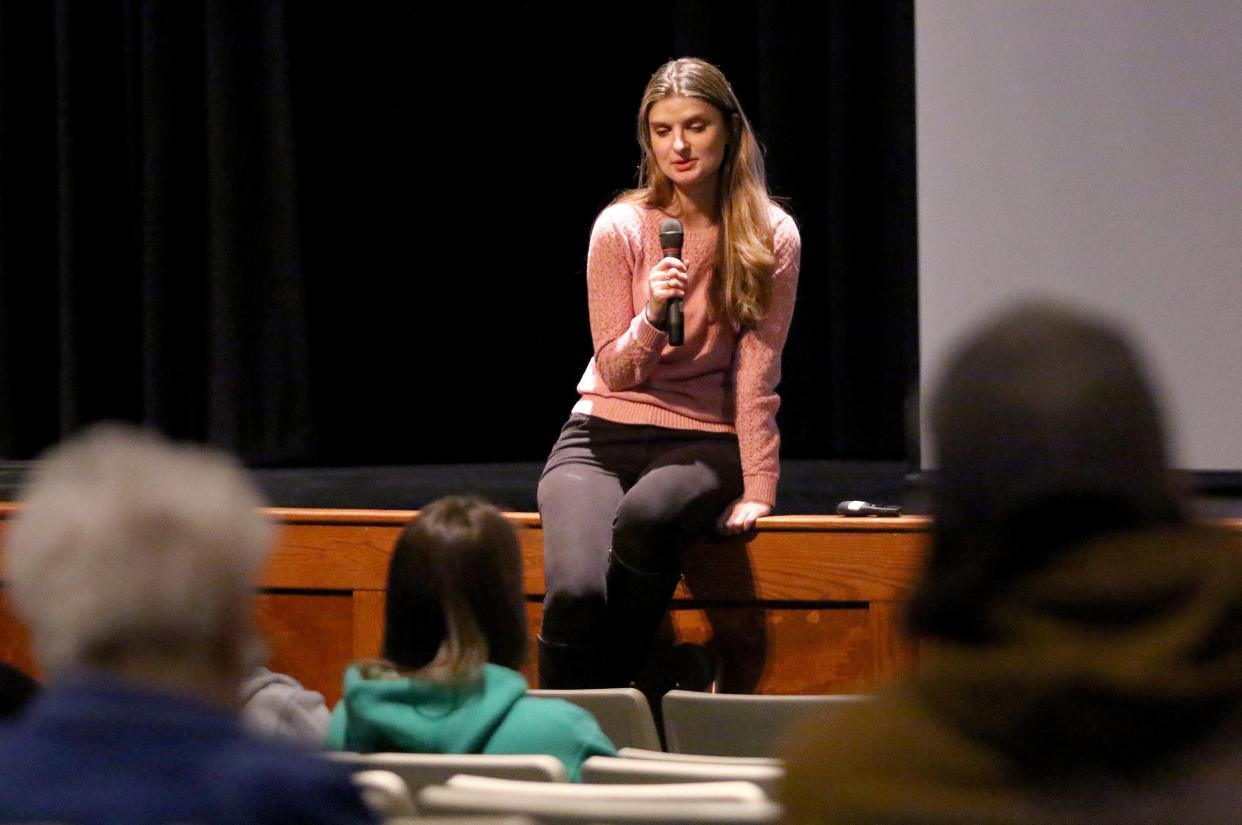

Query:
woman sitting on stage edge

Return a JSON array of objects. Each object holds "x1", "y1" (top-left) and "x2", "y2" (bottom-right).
[
  {"x1": 537, "y1": 57, "x2": 801, "y2": 691},
  {"x1": 326, "y1": 496, "x2": 615, "y2": 781}
]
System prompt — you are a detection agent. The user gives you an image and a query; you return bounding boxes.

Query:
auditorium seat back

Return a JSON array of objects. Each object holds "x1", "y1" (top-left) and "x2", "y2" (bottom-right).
[
  {"x1": 661, "y1": 690, "x2": 871, "y2": 757},
  {"x1": 445, "y1": 774, "x2": 767, "y2": 801},
  {"x1": 528, "y1": 687, "x2": 661, "y2": 751},
  {"x1": 616, "y1": 747, "x2": 782, "y2": 767},
  {"x1": 350, "y1": 768, "x2": 417, "y2": 818},
  {"x1": 581, "y1": 755, "x2": 784, "y2": 796},
  {"x1": 326, "y1": 751, "x2": 566, "y2": 797},
  {"x1": 416, "y1": 776, "x2": 781, "y2": 825}
]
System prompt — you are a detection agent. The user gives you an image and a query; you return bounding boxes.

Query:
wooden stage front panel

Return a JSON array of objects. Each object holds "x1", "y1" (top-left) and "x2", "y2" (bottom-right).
[
  {"x1": 5, "y1": 507, "x2": 1241, "y2": 706},
  {"x1": 259, "y1": 511, "x2": 933, "y2": 703},
  {"x1": 0, "y1": 507, "x2": 932, "y2": 706}
]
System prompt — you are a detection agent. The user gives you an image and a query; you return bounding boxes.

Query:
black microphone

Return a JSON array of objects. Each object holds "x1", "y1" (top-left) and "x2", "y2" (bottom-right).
[
  {"x1": 836, "y1": 500, "x2": 903, "y2": 517},
  {"x1": 658, "y1": 218, "x2": 685, "y2": 346}
]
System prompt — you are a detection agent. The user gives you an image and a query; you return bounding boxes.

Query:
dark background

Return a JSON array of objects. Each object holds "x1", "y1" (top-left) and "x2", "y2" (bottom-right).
[{"x1": 0, "y1": 1, "x2": 917, "y2": 473}]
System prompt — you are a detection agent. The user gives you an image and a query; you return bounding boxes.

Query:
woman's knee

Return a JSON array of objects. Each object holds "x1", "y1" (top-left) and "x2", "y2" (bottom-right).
[{"x1": 611, "y1": 496, "x2": 682, "y2": 573}]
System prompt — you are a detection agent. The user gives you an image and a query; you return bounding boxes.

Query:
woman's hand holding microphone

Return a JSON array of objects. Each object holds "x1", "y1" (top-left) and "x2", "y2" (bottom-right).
[{"x1": 645, "y1": 258, "x2": 687, "y2": 329}]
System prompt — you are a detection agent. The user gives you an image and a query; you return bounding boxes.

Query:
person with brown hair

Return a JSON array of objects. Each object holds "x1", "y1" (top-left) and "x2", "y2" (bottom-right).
[
  {"x1": 537, "y1": 57, "x2": 801, "y2": 690},
  {"x1": 326, "y1": 497, "x2": 615, "y2": 781},
  {"x1": 781, "y1": 302, "x2": 1242, "y2": 825}
]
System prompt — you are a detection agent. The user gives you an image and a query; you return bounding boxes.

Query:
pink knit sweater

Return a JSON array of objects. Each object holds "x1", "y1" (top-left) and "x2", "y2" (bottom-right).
[{"x1": 572, "y1": 202, "x2": 801, "y2": 506}]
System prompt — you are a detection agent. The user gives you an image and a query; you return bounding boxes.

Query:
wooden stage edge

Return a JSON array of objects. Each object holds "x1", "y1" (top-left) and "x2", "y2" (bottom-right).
[{"x1": 2, "y1": 505, "x2": 1240, "y2": 707}]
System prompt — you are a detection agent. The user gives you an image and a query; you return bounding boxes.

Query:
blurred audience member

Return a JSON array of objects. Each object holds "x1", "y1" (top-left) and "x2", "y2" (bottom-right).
[
  {"x1": 327, "y1": 496, "x2": 616, "y2": 780},
  {"x1": 241, "y1": 665, "x2": 331, "y2": 745},
  {"x1": 0, "y1": 660, "x2": 39, "y2": 719},
  {"x1": 0, "y1": 424, "x2": 374, "y2": 824},
  {"x1": 782, "y1": 303, "x2": 1242, "y2": 825}
]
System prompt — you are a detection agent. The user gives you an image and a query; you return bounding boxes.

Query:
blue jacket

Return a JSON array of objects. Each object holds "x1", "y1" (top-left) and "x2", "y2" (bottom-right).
[{"x1": 0, "y1": 674, "x2": 375, "y2": 825}]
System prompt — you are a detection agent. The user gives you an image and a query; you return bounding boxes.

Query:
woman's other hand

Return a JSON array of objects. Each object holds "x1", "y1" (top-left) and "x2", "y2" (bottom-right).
[
  {"x1": 717, "y1": 498, "x2": 771, "y2": 535},
  {"x1": 644, "y1": 257, "x2": 688, "y2": 327}
]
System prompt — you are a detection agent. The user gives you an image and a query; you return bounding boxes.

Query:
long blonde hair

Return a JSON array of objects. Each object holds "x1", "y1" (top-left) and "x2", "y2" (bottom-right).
[{"x1": 617, "y1": 57, "x2": 777, "y2": 329}]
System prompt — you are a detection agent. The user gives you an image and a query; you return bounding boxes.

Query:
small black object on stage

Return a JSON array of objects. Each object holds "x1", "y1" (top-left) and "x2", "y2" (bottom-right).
[{"x1": 836, "y1": 500, "x2": 903, "y2": 517}]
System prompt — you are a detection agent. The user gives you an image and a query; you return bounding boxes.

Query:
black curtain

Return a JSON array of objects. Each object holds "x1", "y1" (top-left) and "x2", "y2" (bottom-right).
[
  {"x1": 0, "y1": 0, "x2": 310, "y2": 463},
  {"x1": 0, "y1": 0, "x2": 915, "y2": 466}
]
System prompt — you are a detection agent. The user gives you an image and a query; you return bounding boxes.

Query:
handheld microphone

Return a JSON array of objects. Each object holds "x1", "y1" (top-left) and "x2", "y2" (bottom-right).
[
  {"x1": 836, "y1": 500, "x2": 903, "y2": 517},
  {"x1": 658, "y1": 218, "x2": 685, "y2": 346}
]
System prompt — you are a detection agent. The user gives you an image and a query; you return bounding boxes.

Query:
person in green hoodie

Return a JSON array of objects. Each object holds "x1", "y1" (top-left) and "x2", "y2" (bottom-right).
[
  {"x1": 326, "y1": 496, "x2": 616, "y2": 780},
  {"x1": 781, "y1": 302, "x2": 1242, "y2": 825}
]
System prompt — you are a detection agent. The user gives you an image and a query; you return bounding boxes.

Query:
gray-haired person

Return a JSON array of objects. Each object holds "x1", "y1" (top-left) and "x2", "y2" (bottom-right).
[{"x1": 0, "y1": 424, "x2": 374, "y2": 824}]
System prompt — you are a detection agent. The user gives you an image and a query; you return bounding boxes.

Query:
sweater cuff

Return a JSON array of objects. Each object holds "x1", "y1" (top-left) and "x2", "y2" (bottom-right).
[
  {"x1": 634, "y1": 312, "x2": 669, "y2": 349},
  {"x1": 743, "y1": 474, "x2": 778, "y2": 508}
]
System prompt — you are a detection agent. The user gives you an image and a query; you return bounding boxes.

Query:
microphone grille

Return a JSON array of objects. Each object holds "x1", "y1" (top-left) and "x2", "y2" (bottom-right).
[{"x1": 659, "y1": 218, "x2": 684, "y2": 235}]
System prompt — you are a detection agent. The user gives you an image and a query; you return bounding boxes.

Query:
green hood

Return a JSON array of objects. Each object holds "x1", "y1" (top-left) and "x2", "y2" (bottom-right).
[{"x1": 327, "y1": 663, "x2": 527, "y2": 754}]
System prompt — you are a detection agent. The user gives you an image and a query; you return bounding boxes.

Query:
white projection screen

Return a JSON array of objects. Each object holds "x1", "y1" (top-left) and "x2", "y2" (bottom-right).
[{"x1": 916, "y1": 0, "x2": 1242, "y2": 471}]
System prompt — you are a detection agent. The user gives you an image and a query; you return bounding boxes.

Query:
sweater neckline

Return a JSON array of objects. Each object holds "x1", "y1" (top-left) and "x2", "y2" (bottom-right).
[{"x1": 647, "y1": 206, "x2": 717, "y2": 235}]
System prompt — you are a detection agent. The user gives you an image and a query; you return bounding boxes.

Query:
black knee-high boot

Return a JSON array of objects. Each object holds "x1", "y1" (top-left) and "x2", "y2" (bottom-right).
[
  {"x1": 601, "y1": 550, "x2": 682, "y2": 688},
  {"x1": 536, "y1": 635, "x2": 608, "y2": 689}
]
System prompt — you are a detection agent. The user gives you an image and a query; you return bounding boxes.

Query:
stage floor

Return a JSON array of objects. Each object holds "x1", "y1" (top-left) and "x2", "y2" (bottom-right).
[
  {"x1": 2, "y1": 459, "x2": 1239, "y2": 517},
  {"x1": 1, "y1": 459, "x2": 914, "y2": 514}
]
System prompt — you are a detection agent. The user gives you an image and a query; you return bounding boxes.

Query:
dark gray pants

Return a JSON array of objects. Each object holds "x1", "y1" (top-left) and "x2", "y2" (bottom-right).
[{"x1": 537, "y1": 414, "x2": 743, "y2": 652}]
